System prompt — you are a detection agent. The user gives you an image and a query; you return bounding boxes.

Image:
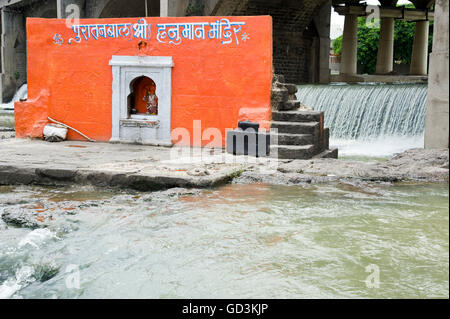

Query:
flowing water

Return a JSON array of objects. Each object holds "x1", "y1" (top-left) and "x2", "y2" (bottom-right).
[
  {"x1": 0, "y1": 84, "x2": 27, "y2": 129},
  {"x1": 0, "y1": 111, "x2": 14, "y2": 129},
  {"x1": 0, "y1": 183, "x2": 448, "y2": 299},
  {"x1": 296, "y1": 83, "x2": 428, "y2": 158},
  {"x1": 0, "y1": 84, "x2": 27, "y2": 111}
]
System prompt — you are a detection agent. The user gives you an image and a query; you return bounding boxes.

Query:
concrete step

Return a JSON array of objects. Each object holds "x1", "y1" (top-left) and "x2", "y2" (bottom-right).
[
  {"x1": 286, "y1": 100, "x2": 301, "y2": 111},
  {"x1": 271, "y1": 133, "x2": 314, "y2": 146},
  {"x1": 270, "y1": 144, "x2": 317, "y2": 159},
  {"x1": 272, "y1": 110, "x2": 324, "y2": 123},
  {"x1": 313, "y1": 148, "x2": 339, "y2": 159},
  {"x1": 278, "y1": 100, "x2": 300, "y2": 111},
  {"x1": 270, "y1": 121, "x2": 320, "y2": 135},
  {"x1": 281, "y1": 83, "x2": 298, "y2": 95}
]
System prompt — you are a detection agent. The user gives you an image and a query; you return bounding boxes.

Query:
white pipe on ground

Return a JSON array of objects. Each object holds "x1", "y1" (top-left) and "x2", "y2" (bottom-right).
[{"x1": 47, "y1": 117, "x2": 96, "y2": 142}]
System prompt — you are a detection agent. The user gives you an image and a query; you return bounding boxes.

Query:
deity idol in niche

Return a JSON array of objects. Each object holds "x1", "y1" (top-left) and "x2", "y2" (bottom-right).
[{"x1": 143, "y1": 86, "x2": 158, "y2": 115}]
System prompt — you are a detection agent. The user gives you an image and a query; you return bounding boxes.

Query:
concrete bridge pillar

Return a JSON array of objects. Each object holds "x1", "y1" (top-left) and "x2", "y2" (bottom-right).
[
  {"x1": 425, "y1": 0, "x2": 449, "y2": 149},
  {"x1": 160, "y1": 0, "x2": 169, "y2": 17},
  {"x1": 161, "y1": 0, "x2": 190, "y2": 17},
  {"x1": 375, "y1": 17, "x2": 395, "y2": 74},
  {"x1": 340, "y1": 14, "x2": 358, "y2": 75},
  {"x1": 314, "y1": 0, "x2": 332, "y2": 84},
  {"x1": 410, "y1": 20, "x2": 429, "y2": 75}
]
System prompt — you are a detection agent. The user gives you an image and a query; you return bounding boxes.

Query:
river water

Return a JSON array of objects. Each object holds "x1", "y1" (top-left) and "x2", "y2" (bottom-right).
[{"x1": 0, "y1": 183, "x2": 448, "y2": 299}]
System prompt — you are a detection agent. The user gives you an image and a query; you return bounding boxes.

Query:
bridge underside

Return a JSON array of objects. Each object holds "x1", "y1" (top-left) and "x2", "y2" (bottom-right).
[{"x1": 0, "y1": 0, "x2": 444, "y2": 98}]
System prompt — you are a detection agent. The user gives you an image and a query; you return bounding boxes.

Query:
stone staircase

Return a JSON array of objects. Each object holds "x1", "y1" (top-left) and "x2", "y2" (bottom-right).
[{"x1": 270, "y1": 75, "x2": 338, "y2": 159}]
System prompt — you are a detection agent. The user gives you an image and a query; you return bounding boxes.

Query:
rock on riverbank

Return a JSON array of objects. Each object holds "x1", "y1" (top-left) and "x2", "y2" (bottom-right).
[
  {"x1": 0, "y1": 185, "x2": 204, "y2": 229},
  {"x1": 235, "y1": 148, "x2": 449, "y2": 184}
]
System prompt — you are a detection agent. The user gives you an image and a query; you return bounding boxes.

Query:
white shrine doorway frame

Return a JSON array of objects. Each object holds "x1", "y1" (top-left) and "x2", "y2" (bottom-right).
[{"x1": 109, "y1": 56, "x2": 173, "y2": 146}]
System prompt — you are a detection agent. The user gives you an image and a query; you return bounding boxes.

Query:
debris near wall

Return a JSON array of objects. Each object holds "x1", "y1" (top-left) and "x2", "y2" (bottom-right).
[{"x1": 43, "y1": 124, "x2": 68, "y2": 142}]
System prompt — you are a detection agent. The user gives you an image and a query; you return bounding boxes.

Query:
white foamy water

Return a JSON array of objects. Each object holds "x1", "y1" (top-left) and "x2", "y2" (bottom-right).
[
  {"x1": 0, "y1": 228, "x2": 59, "y2": 299},
  {"x1": 0, "y1": 84, "x2": 27, "y2": 111},
  {"x1": 18, "y1": 229, "x2": 58, "y2": 250},
  {"x1": 296, "y1": 83, "x2": 428, "y2": 157},
  {"x1": 296, "y1": 83, "x2": 427, "y2": 139},
  {"x1": 0, "y1": 266, "x2": 35, "y2": 299},
  {"x1": 331, "y1": 135, "x2": 425, "y2": 158}
]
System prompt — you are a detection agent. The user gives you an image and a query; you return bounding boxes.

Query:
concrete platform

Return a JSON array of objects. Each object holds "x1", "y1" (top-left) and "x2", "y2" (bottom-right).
[
  {"x1": 0, "y1": 139, "x2": 447, "y2": 191},
  {"x1": 0, "y1": 139, "x2": 248, "y2": 191}
]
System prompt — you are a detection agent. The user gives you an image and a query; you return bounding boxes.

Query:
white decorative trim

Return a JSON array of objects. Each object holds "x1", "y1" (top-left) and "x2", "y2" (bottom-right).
[
  {"x1": 110, "y1": 56, "x2": 173, "y2": 146},
  {"x1": 120, "y1": 119, "x2": 160, "y2": 128},
  {"x1": 109, "y1": 56, "x2": 174, "y2": 67}
]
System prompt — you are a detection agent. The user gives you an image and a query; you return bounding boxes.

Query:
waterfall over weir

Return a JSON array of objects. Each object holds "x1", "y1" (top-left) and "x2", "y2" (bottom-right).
[{"x1": 296, "y1": 83, "x2": 428, "y2": 157}]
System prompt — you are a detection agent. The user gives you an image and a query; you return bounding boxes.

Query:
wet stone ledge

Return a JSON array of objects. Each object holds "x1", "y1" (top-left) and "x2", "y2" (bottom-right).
[{"x1": 0, "y1": 140, "x2": 448, "y2": 191}]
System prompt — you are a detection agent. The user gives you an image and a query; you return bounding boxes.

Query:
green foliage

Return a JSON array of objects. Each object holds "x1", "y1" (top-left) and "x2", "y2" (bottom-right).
[
  {"x1": 331, "y1": 4, "x2": 434, "y2": 74},
  {"x1": 332, "y1": 36, "x2": 342, "y2": 56},
  {"x1": 394, "y1": 20, "x2": 415, "y2": 64},
  {"x1": 331, "y1": 19, "x2": 380, "y2": 74},
  {"x1": 229, "y1": 166, "x2": 246, "y2": 180},
  {"x1": 356, "y1": 18, "x2": 380, "y2": 74}
]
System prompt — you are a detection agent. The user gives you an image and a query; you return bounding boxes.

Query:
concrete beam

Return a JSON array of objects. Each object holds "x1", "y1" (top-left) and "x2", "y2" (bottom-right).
[{"x1": 334, "y1": 5, "x2": 434, "y2": 21}]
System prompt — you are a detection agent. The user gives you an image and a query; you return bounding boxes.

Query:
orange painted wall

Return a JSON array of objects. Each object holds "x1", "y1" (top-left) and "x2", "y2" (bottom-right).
[{"x1": 15, "y1": 16, "x2": 273, "y2": 146}]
